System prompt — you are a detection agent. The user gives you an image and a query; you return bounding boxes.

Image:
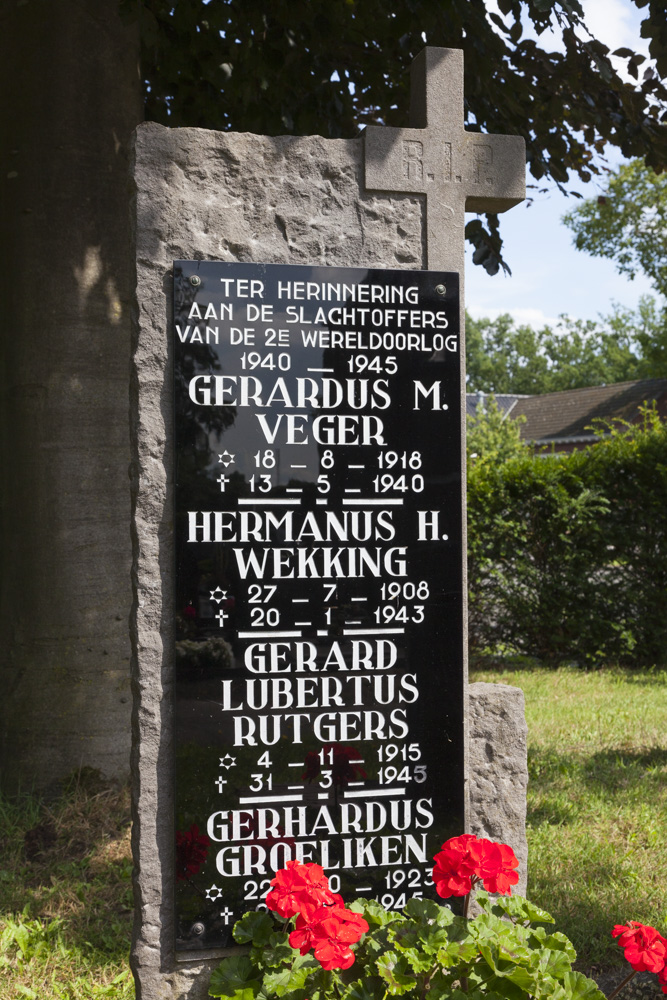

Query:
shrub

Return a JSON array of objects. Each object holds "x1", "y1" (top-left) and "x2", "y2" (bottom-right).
[
  {"x1": 209, "y1": 842, "x2": 666, "y2": 1000},
  {"x1": 467, "y1": 409, "x2": 667, "y2": 665}
]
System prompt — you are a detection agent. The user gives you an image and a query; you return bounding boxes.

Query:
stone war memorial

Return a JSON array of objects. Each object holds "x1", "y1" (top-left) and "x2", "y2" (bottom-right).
[{"x1": 131, "y1": 48, "x2": 528, "y2": 1000}]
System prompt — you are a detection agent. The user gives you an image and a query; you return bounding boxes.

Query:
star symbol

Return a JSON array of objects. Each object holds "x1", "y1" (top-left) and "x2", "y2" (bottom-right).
[
  {"x1": 205, "y1": 884, "x2": 224, "y2": 901},
  {"x1": 219, "y1": 754, "x2": 236, "y2": 769},
  {"x1": 210, "y1": 587, "x2": 228, "y2": 604},
  {"x1": 217, "y1": 450, "x2": 235, "y2": 467}
]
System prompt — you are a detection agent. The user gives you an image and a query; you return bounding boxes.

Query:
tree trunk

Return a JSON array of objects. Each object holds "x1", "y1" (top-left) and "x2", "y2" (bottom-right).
[{"x1": 0, "y1": 0, "x2": 142, "y2": 792}]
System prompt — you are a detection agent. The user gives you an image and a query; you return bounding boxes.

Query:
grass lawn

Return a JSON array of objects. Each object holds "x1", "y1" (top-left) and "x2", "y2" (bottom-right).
[
  {"x1": 470, "y1": 662, "x2": 667, "y2": 975},
  {"x1": 1, "y1": 667, "x2": 666, "y2": 996},
  {"x1": 0, "y1": 770, "x2": 134, "y2": 1000}
]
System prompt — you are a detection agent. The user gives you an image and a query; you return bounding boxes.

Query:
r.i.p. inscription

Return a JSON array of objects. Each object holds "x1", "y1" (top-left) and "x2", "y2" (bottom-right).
[
  {"x1": 365, "y1": 48, "x2": 525, "y2": 274},
  {"x1": 173, "y1": 261, "x2": 465, "y2": 952}
]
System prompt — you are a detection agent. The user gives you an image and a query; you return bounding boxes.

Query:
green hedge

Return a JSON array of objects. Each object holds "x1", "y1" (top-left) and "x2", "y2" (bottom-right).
[{"x1": 467, "y1": 411, "x2": 667, "y2": 665}]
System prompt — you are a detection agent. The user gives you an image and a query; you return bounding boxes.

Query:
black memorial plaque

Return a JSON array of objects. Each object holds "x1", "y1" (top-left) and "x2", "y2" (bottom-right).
[{"x1": 173, "y1": 261, "x2": 464, "y2": 952}]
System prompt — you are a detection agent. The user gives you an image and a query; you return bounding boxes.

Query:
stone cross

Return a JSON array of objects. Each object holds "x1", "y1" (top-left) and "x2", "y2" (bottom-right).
[{"x1": 365, "y1": 48, "x2": 525, "y2": 276}]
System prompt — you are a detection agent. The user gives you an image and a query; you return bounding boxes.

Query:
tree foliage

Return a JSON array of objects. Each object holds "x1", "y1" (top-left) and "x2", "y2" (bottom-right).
[
  {"x1": 465, "y1": 298, "x2": 667, "y2": 394},
  {"x1": 563, "y1": 159, "x2": 667, "y2": 299},
  {"x1": 121, "y1": 0, "x2": 667, "y2": 273},
  {"x1": 467, "y1": 408, "x2": 667, "y2": 665},
  {"x1": 467, "y1": 396, "x2": 526, "y2": 467}
]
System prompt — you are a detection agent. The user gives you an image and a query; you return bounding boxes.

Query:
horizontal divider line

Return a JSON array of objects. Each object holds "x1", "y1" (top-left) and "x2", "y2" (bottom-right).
[
  {"x1": 342, "y1": 627, "x2": 405, "y2": 635},
  {"x1": 342, "y1": 498, "x2": 403, "y2": 505},
  {"x1": 343, "y1": 788, "x2": 406, "y2": 799},
  {"x1": 238, "y1": 793, "x2": 304, "y2": 804},
  {"x1": 238, "y1": 498, "x2": 300, "y2": 505},
  {"x1": 238, "y1": 630, "x2": 303, "y2": 638}
]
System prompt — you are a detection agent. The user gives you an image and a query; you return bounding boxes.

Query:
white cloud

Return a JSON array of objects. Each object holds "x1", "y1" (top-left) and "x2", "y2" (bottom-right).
[
  {"x1": 579, "y1": 0, "x2": 649, "y2": 58},
  {"x1": 483, "y1": 0, "x2": 651, "y2": 69}
]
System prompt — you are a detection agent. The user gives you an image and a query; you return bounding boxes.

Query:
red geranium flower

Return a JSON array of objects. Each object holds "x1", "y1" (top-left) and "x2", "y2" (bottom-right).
[
  {"x1": 432, "y1": 834, "x2": 519, "y2": 898},
  {"x1": 289, "y1": 900, "x2": 332, "y2": 955},
  {"x1": 276, "y1": 870, "x2": 368, "y2": 971},
  {"x1": 612, "y1": 922, "x2": 667, "y2": 973},
  {"x1": 433, "y1": 848, "x2": 474, "y2": 898},
  {"x1": 266, "y1": 860, "x2": 335, "y2": 918},
  {"x1": 658, "y1": 964, "x2": 667, "y2": 994},
  {"x1": 175, "y1": 823, "x2": 210, "y2": 881},
  {"x1": 439, "y1": 834, "x2": 479, "y2": 863},
  {"x1": 468, "y1": 838, "x2": 520, "y2": 895},
  {"x1": 432, "y1": 834, "x2": 479, "y2": 898},
  {"x1": 310, "y1": 908, "x2": 369, "y2": 971},
  {"x1": 288, "y1": 894, "x2": 346, "y2": 953}
]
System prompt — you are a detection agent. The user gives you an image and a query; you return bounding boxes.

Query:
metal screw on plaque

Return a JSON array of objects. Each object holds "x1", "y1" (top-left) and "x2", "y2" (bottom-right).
[
  {"x1": 189, "y1": 275, "x2": 201, "y2": 287},
  {"x1": 435, "y1": 284, "x2": 446, "y2": 296},
  {"x1": 190, "y1": 921, "x2": 206, "y2": 937}
]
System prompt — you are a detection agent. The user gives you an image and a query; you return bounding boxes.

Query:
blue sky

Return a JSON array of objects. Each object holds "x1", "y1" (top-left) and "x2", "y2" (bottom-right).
[{"x1": 465, "y1": 0, "x2": 657, "y2": 329}]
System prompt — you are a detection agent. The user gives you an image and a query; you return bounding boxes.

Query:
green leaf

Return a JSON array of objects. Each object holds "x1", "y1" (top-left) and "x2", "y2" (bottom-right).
[
  {"x1": 13, "y1": 924, "x2": 31, "y2": 958},
  {"x1": 472, "y1": 973, "x2": 528, "y2": 1000},
  {"x1": 562, "y1": 971, "x2": 607, "y2": 1000},
  {"x1": 376, "y1": 951, "x2": 418, "y2": 995},
  {"x1": 354, "y1": 897, "x2": 401, "y2": 927},
  {"x1": 494, "y1": 960, "x2": 537, "y2": 991},
  {"x1": 404, "y1": 897, "x2": 454, "y2": 925},
  {"x1": 233, "y1": 911, "x2": 275, "y2": 947},
  {"x1": 472, "y1": 911, "x2": 519, "y2": 943},
  {"x1": 209, "y1": 956, "x2": 262, "y2": 1000},
  {"x1": 390, "y1": 902, "x2": 453, "y2": 956},
  {"x1": 343, "y1": 977, "x2": 387, "y2": 1000},
  {"x1": 461, "y1": 991, "x2": 505, "y2": 1000},
  {"x1": 477, "y1": 972, "x2": 535, "y2": 1000},
  {"x1": 477, "y1": 892, "x2": 554, "y2": 925},
  {"x1": 532, "y1": 946, "x2": 573, "y2": 983},
  {"x1": 436, "y1": 937, "x2": 480, "y2": 968},
  {"x1": 425, "y1": 971, "x2": 458, "y2": 1000},
  {"x1": 388, "y1": 942, "x2": 433, "y2": 973},
  {"x1": 255, "y1": 932, "x2": 295, "y2": 968},
  {"x1": 531, "y1": 929, "x2": 577, "y2": 963},
  {"x1": 262, "y1": 955, "x2": 315, "y2": 996},
  {"x1": 395, "y1": 898, "x2": 454, "y2": 954},
  {"x1": 473, "y1": 914, "x2": 536, "y2": 983}
]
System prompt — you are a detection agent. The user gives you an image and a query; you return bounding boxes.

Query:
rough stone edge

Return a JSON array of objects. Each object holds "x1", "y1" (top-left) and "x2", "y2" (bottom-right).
[
  {"x1": 128, "y1": 122, "x2": 527, "y2": 999},
  {"x1": 468, "y1": 682, "x2": 529, "y2": 897},
  {"x1": 129, "y1": 123, "x2": 184, "y2": 1000}
]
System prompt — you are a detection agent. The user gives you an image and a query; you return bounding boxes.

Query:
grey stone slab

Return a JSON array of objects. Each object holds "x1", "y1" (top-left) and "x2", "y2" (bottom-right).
[
  {"x1": 130, "y1": 119, "x2": 527, "y2": 998},
  {"x1": 130, "y1": 122, "x2": 427, "y2": 1000},
  {"x1": 468, "y1": 682, "x2": 529, "y2": 897}
]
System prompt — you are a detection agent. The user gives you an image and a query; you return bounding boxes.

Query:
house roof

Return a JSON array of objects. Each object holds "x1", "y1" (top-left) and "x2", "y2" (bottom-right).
[
  {"x1": 511, "y1": 378, "x2": 667, "y2": 444},
  {"x1": 465, "y1": 391, "x2": 529, "y2": 420}
]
